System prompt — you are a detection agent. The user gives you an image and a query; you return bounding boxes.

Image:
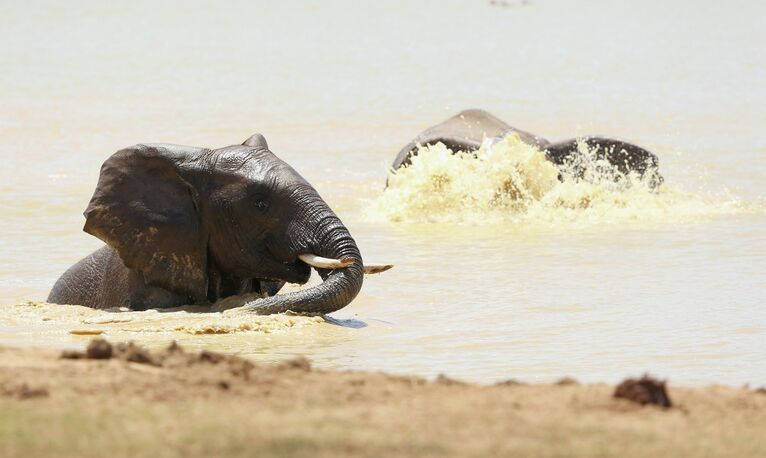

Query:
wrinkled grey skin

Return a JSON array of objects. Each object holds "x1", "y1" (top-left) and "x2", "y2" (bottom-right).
[
  {"x1": 391, "y1": 109, "x2": 663, "y2": 187},
  {"x1": 48, "y1": 134, "x2": 364, "y2": 315}
]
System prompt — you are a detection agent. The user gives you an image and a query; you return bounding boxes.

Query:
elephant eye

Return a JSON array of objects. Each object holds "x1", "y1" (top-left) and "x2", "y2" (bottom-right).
[{"x1": 254, "y1": 199, "x2": 269, "y2": 212}]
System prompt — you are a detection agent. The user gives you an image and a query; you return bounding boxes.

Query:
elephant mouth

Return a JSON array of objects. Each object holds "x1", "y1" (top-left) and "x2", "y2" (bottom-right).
[
  {"x1": 251, "y1": 253, "x2": 311, "y2": 286},
  {"x1": 275, "y1": 258, "x2": 312, "y2": 284}
]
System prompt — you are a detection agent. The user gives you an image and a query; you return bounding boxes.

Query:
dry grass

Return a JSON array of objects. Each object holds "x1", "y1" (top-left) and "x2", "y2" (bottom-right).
[{"x1": 1, "y1": 343, "x2": 765, "y2": 458}]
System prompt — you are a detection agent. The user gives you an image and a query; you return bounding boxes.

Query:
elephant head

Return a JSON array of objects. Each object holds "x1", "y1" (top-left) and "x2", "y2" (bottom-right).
[
  {"x1": 390, "y1": 109, "x2": 549, "y2": 171},
  {"x1": 545, "y1": 137, "x2": 664, "y2": 187},
  {"x1": 82, "y1": 134, "x2": 364, "y2": 315},
  {"x1": 389, "y1": 110, "x2": 663, "y2": 189}
]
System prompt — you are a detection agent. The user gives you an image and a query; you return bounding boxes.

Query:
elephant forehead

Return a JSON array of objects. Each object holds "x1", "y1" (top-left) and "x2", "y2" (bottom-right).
[
  {"x1": 212, "y1": 148, "x2": 261, "y2": 170},
  {"x1": 211, "y1": 148, "x2": 310, "y2": 190}
]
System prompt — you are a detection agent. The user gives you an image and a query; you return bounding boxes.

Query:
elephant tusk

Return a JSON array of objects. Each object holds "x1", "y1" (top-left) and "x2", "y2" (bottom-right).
[
  {"x1": 298, "y1": 254, "x2": 394, "y2": 274},
  {"x1": 298, "y1": 253, "x2": 355, "y2": 269},
  {"x1": 363, "y1": 263, "x2": 394, "y2": 274}
]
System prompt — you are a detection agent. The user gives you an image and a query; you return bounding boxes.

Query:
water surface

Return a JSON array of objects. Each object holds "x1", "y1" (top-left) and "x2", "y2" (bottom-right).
[{"x1": 1, "y1": 0, "x2": 764, "y2": 385}]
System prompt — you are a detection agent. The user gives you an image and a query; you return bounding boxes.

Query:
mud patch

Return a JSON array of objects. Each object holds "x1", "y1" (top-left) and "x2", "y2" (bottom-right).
[
  {"x1": 495, "y1": 378, "x2": 526, "y2": 387},
  {"x1": 614, "y1": 375, "x2": 672, "y2": 408},
  {"x1": 0, "y1": 382, "x2": 49, "y2": 399},
  {"x1": 61, "y1": 339, "x2": 258, "y2": 374},
  {"x1": 435, "y1": 373, "x2": 468, "y2": 386}
]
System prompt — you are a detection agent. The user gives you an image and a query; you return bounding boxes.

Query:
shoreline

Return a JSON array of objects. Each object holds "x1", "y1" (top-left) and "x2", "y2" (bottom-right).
[
  {"x1": 2, "y1": 341, "x2": 765, "y2": 457},
  {"x1": 3, "y1": 300, "x2": 762, "y2": 389}
]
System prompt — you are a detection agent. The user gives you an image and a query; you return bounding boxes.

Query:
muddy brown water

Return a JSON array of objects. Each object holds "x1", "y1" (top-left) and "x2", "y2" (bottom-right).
[{"x1": 0, "y1": 0, "x2": 764, "y2": 385}]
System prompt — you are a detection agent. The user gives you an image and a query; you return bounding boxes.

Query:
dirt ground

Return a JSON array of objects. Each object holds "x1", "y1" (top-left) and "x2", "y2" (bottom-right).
[{"x1": 1, "y1": 341, "x2": 765, "y2": 458}]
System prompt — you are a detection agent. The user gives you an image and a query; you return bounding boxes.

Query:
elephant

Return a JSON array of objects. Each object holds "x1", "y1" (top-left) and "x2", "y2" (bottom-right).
[
  {"x1": 47, "y1": 133, "x2": 388, "y2": 314},
  {"x1": 390, "y1": 109, "x2": 663, "y2": 187}
]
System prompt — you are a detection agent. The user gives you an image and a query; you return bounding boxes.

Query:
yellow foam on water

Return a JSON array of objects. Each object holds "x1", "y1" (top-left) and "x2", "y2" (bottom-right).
[
  {"x1": 365, "y1": 133, "x2": 756, "y2": 227},
  {"x1": 1, "y1": 301, "x2": 324, "y2": 337},
  {"x1": 0, "y1": 301, "x2": 340, "y2": 365}
]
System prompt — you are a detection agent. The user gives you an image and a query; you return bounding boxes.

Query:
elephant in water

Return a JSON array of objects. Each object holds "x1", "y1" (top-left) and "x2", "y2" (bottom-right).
[
  {"x1": 48, "y1": 134, "x2": 390, "y2": 314},
  {"x1": 391, "y1": 109, "x2": 663, "y2": 187}
]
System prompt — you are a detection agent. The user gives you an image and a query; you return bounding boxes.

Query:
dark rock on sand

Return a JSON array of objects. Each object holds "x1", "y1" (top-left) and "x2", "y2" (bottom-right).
[
  {"x1": 614, "y1": 375, "x2": 672, "y2": 408},
  {"x1": 85, "y1": 338, "x2": 113, "y2": 359}
]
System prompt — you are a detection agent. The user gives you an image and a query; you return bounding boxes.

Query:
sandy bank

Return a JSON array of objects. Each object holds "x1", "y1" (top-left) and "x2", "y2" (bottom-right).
[{"x1": 1, "y1": 342, "x2": 765, "y2": 458}]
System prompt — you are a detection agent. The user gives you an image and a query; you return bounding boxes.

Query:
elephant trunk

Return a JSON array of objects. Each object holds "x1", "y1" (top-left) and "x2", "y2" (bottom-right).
[{"x1": 243, "y1": 204, "x2": 364, "y2": 315}]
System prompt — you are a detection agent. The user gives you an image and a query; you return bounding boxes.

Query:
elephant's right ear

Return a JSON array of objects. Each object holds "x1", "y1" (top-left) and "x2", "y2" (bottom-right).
[
  {"x1": 83, "y1": 145, "x2": 208, "y2": 302},
  {"x1": 242, "y1": 133, "x2": 269, "y2": 149}
]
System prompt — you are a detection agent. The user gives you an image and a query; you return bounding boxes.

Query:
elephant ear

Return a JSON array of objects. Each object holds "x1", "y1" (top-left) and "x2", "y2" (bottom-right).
[
  {"x1": 83, "y1": 144, "x2": 208, "y2": 302},
  {"x1": 545, "y1": 137, "x2": 663, "y2": 188},
  {"x1": 546, "y1": 137, "x2": 659, "y2": 174},
  {"x1": 242, "y1": 133, "x2": 269, "y2": 149}
]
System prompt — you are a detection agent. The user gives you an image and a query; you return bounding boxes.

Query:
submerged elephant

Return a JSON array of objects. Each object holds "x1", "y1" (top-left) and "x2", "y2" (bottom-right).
[
  {"x1": 48, "y1": 134, "x2": 389, "y2": 314},
  {"x1": 391, "y1": 109, "x2": 663, "y2": 187}
]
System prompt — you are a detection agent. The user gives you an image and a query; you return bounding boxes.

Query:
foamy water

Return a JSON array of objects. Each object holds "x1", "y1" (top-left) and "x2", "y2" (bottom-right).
[
  {"x1": 1, "y1": 0, "x2": 765, "y2": 385},
  {"x1": 367, "y1": 134, "x2": 758, "y2": 227}
]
